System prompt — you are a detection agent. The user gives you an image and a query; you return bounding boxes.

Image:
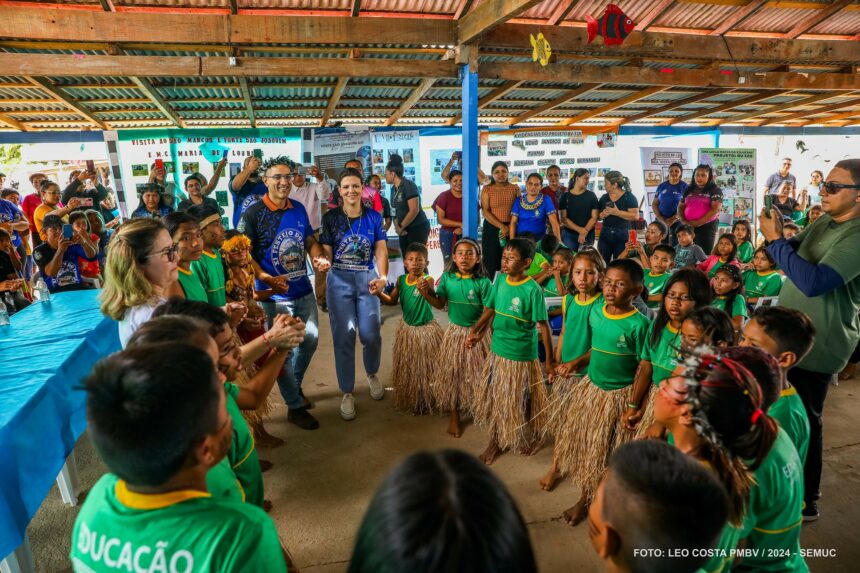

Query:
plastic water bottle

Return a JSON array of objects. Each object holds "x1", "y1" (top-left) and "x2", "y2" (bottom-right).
[
  {"x1": 3, "y1": 292, "x2": 13, "y2": 316},
  {"x1": 0, "y1": 298, "x2": 9, "y2": 326},
  {"x1": 35, "y1": 279, "x2": 51, "y2": 303}
]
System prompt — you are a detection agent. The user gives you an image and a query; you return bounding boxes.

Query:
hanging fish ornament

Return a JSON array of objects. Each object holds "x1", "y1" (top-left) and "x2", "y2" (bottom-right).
[
  {"x1": 530, "y1": 32, "x2": 552, "y2": 66},
  {"x1": 795, "y1": 140, "x2": 808, "y2": 154},
  {"x1": 586, "y1": 4, "x2": 636, "y2": 46}
]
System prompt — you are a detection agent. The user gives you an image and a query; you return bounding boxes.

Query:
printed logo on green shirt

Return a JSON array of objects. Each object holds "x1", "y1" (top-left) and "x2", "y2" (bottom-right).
[
  {"x1": 616, "y1": 334, "x2": 628, "y2": 350},
  {"x1": 509, "y1": 297, "x2": 521, "y2": 313}
]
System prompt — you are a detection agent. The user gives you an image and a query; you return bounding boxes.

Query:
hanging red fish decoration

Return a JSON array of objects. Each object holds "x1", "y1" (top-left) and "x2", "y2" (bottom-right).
[{"x1": 586, "y1": 4, "x2": 636, "y2": 46}]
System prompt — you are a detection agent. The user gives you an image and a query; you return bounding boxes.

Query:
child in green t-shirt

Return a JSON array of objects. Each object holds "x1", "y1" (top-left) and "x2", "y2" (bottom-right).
[
  {"x1": 541, "y1": 247, "x2": 573, "y2": 335},
  {"x1": 377, "y1": 242, "x2": 443, "y2": 414},
  {"x1": 742, "y1": 247, "x2": 783, "y2": 306},
  {"x1": 72, "y1": 345, "x2": 288, "y2": 573},
  {"x1": 466, "y1": 238, "x2": 553, "y2": 466},
  {"x1": 551, "y1": 258, "x2": 651, "y2": 526},
  {"x1": 419, "y1": 237, "x2": 492, "y2": 438},
  {"x1": 710, "y1": 264, "x2": 747, "y2": 332},
  {"x1": 163, "y1": 212, "x2": 208, "y2": 302},
  {"x1": 740, "y1": 307, "x2": 814, "y2": 467},
  {"x1": 642, "y1": 244, "x2": 675, "y2": 309},
  {"x1": 540, "y1": 248, "x2": 605, "y2": 492},
  {"x1": 733, "y1": 219, "x2": 755, "y2": 264},
  {"x1": 189, "y1": 203, "x2": 228, "y2": 307}
]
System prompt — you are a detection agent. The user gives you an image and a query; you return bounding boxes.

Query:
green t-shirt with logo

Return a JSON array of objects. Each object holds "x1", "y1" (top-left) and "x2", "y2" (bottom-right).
[
  {"x1": 587, "y1": 304, "x2": 650, "y2": 391},
  {"x1": 768, "y1": 386, "x2": 809, "y2": 465},
  {"x1": 488, "y1": 274, "x2": 548, "y2": 362},
  {"x1": 70, "y1": 474, "x2": 286, "y2": 572},
  {"x1": 207, "y1": 456, "x2": 245, "y2": 502},
  {"x1": 641, "y1": 322, "x2": 681, "y2": 385},
  {"x1": 560, "y1": 293, "x2": 603, "y2": 367},
  {"x1": 778, "y1": 214, "x2": 860, "y2": 374},
  {"x1": 543, "y1": 274, "x2": 569, "y2": 314},
  {"x1": 737, "y1": 240, "x2": 754, "y2": 264},
  {"x1": 526, "y1": 252, "x2": 549, "y2": 278},
  {"x1": 397, "y1": 274, "x2": 434, "y2": 326},
  {"x1": 224, "y1": 382, "x2": 263, "y2": 509},
  {"x1": 644, "y1": 270, "x2": 670, "y2": 309},
  {"x1": 736, "y1": 428, "x2": 807, "y2": 573},
  {"x1": 711, "y1": 295, "x2": 748, "y2": 320},
  {"x1": 435, "y1": 272, "x2": 492, "y2": 327},
  {"x1": 191, "y1": 249, "x2": 227, "y2": 307},
  {"x1": 177, "y1": 267, "x2": 208, "y2": 303},
  {"x1": 743, "y1": 270, "x2": 783, "y2": 299}
]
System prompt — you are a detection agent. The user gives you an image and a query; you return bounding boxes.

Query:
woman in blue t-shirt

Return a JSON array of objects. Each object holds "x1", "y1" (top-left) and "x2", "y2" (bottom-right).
[
  {"x1": 596, "y1": 171, "x2": 639, "y2": 264},
  {"x1": 319, "y1": 168, "x2": 390, "y2": 421},
  {"x1": 510, "y1": 173, "x2": 561, "y2": 242},
  {"x1": 651, "y1": 162, "x2": 687, "y2": 246}
]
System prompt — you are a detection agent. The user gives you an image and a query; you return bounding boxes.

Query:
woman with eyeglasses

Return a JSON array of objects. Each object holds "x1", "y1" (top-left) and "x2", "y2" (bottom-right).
[{"x1": 100, "y1": 218, "x2": 178, "y2": 347}]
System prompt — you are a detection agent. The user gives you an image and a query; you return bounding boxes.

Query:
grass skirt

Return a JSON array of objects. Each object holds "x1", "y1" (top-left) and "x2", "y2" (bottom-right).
[
  {"x1": 433, "y1": 323, "x2": 490, "y2": 414},
  {"x1": 633, "y1": 384, "x2": 658, "y2": 440},
  {"x1": 543, "y1": 372, "x2": 584, "y2": 441},
  {"x1": 554, "y1": 376, "x2": 633, "y2": 501},
  {"x1": 472, "y1": 353, "x2": 548, "y2": 452},
  {"x1": 231, "y1": 331, "x2": 274, "y2": 425},
  {"x1": 393, "y1": 320, "x2": 444, "y2": 414}
]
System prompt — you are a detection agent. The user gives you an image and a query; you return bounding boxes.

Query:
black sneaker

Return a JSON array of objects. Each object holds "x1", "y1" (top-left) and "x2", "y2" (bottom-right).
[
  {"x1": 318, "y1": 302, "x2": 328, "y2": 313},
  {"x1": 802, "y1": 501, "x2": 819, "y2": 522},
  {"x1": 299, "y1": 389, "x2": 315, "y2": 410},
  {"x1": 287, "y1": 407, "x2": 320, "y2": 430}
]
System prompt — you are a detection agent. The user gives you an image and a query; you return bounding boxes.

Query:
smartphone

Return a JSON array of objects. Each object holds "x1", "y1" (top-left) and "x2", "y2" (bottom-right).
[
  {"x1": 628, "y1": 229, "x2": 638, "y2": 244},
  {"x1": 80, "y1": 198, "x2": 93, "y2": 207},
  {"x1": 253, "y1": 149, "x2": 263, "y2": 160},
  {"x1": 764, "y1": 195, "x2": 773, "y2": 217},
  {"x1": 454, "y1": 151, "x2": 462, "y2": 160},
  {"x1": 62, "y1": 224, "x2": 74, "y2": 240},
  {"x1": 155, "y1": 158, "x2": 165, "y2": 171},
  {"x1": 85, "y1": 159, "x2": 95, "y2": 172},
  {"x1": 222, "y1": 149, "x2": 229, "y2": 160}
]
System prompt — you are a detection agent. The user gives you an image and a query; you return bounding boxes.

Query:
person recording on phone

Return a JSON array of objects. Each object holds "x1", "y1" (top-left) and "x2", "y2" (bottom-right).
[
  {"x1": 33, "y1": 214, "x2": 97, "y2": 293},
  {"x1": 61, "y1": 165, "x2": 108, "y2": 214}
]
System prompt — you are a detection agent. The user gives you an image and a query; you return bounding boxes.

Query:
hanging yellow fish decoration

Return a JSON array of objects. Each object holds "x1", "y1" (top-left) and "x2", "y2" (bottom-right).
[{"x1": 530, "y1": 32, "x2": 552, "y2": 67}]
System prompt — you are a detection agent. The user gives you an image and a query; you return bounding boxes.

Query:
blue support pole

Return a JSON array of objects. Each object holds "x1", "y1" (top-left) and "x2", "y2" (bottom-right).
[{"x1": 460, "y1": 63, "x2": 479, "y2": 239}]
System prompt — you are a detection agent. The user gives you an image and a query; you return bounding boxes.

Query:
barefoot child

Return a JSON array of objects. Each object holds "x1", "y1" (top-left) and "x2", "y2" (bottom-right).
[
  {"x1": 698, "y1": 233, "x2": 739, "y2": 278},
  {"x1": 553, "y1": 258, "x2": 650, "y2": 526},
  {"x1": 625, "y1": 268, "x2": 712, "y2": 437},
  {"x1": 376, "y1": 243, "x2": 443, "y2": 414},
  {"x1": 710, "y1": 265, "x2": 747, "y2": 332},
  {"x1": 420, "y1": 238, "x2": 492, "y2": 437},
  {"x1": 733, "y1": 219, "x2": 755, "y2": 264},
  {"x1": 742, "y1": 247, "x2": 782, "y2": 306},
  {"x1": 540, "y1": 248, "x2": 604, "y2": 492},
  {"x1": 466, "y1": 237, "x2": 553, "y2": 465}
]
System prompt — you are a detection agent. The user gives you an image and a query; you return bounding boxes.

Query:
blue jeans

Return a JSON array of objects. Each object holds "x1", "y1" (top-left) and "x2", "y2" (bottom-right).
[
  {"x1": 326, "y1": 268, "x2": 382, "y2": 394},
  {"x1": 439, "y1": 228, "x2": 459, "y2": 267},
  {"x1": 597, "y1": 225, "x2": 629, "y2": 265},
  {"x1": 561, "y1": 228, "x2": 595, "y2": 252},
  {"x1": 261, "y1": 293, "x2": 319, "y2": 410}
]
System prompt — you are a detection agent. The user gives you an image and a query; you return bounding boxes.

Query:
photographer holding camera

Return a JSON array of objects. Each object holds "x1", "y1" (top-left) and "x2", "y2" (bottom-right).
[{"x1": 61, "y1": 165, "x2": 108, "y2": 214}]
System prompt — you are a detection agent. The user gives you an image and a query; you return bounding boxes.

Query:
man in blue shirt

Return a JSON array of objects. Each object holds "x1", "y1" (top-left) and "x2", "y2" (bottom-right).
[
  {"x1": 32, "y1": 215, "x2": 97, "y2": 292},
  {"x1": 230, "y1": 155, "x2": 268, "y2": 229},
  {"x1": 0, "y1": 195, "x2": 27, "y2": 250},
  {"x1": 651, "y1": 162, "x2": 687, "y2": 246},
  {"x1": 240, "y1": 156, "x2": 330, "y2": 430}
]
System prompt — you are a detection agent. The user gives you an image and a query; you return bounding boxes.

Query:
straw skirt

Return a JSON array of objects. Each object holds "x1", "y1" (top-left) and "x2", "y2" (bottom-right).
[
  {"x1": 553, "y1": 376, "x2": 634, "y2": 501},
  {"x1": 472, "y1": 353, "x2": 548, "y2": 452},
  {"x1": 230, "y1": 332, "x2": 274, "y2": 425},
  {"x1": 433, "y1": 323, "x2": 490, "y2": 414},
  {"x1": 392, "y1": 320, "x2": 444, "y2": 414},
  {"x1": 633, "y1": 384, "x2": 659, "y2": 440}
]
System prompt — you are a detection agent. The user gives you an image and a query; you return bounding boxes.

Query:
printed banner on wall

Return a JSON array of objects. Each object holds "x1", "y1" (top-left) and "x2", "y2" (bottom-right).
[
  {"x1": 698, "y1": 148, "x2": 756, "y2": 226},
  {"x1": 639, "y1": 147, "x2": 692, "y2": 221},
  {"x1": 115, "y1": 128, "x2": 302, "y2": 226},
  {"x1": 312, "y1": 129, "x2": 372, "y2": 182}
]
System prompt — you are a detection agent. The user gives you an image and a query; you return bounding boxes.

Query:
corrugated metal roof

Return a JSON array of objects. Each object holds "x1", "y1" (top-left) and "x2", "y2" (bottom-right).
[
  {"x1": 655, "y1": 2, "x2": 739, "y2": 30},
  {"x1": 809, "y1": 8, "x2": 860, "y2": 34},
  {"x1": 737, "y1": 6, "x2": 818, "y2": 33},
  {"x1": 565, "y1": 0, "x2": 669, "y2": 23}
]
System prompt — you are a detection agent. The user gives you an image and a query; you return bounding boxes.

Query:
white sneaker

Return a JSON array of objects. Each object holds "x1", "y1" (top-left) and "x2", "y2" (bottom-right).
[
  {"x1": 367, "y1": 374, "x2": 384, "y2": 400},
  {"x1": 340, "y1": 393, "x2": 356, "y2": 421}
]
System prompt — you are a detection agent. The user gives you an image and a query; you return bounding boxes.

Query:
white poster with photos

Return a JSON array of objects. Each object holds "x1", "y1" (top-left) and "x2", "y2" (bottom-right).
[
  {"x1": 638, "y1": 147, "x2": 693, "y2": 221},
  {"x1": 370, "y1": 130, "x2": 421, "y2": 195},
  {"x1": 698, "y1": 147, "x2": 756, "y2": 226}
]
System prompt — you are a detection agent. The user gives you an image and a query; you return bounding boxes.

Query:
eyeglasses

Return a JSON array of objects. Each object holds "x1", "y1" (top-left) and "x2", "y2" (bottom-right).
[
  {"x1": 266, "y1": 174, "x2": 293, "y2": 181},
  {"x1": 147, "y1": 244, "x2": 178, "y2": 262},
  {"x1": 821, "y1": 181, "x2": 860, "y2": 196},
  {"x1": 664, "y1": 293, "x2": 694, "y2": 303}
]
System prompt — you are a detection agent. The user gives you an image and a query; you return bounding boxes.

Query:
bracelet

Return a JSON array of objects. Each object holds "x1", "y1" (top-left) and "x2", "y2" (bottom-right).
[{"x1": 627, "y1": 403, "x2": 640, "y2": 410}]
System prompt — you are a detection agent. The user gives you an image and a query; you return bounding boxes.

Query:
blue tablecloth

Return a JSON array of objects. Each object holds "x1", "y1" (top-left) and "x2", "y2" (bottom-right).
[{"x1": 0, "y1": 290, "x2": 120, "y2": 560}]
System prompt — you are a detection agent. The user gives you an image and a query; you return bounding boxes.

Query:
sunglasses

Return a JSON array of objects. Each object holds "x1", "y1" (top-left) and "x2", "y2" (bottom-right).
[
  {"x1": 147, "y1": 244, "x2": 179, "y2": 262},
  {"x1": 821, "y1": 181, "x2": 860, "y2": 196}
]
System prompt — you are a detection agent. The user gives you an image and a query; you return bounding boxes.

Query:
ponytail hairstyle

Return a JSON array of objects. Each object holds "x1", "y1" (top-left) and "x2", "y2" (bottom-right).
[
  {"x1": 712, "y1": 265, "x2": 744, "y2": 320},
  {"x1": 443, "y1": 237, "x2": 485, "y2": 278},
  {"x1": 568, "y1": 167, "x2": 590, "y2": 191},
  {"x1": 566, "y1": 246, "x2": 605, "y2": 296},
  {"x1": 99, "y1": 218, "x2": 166, "y2": 320},
  {"x1": 603, "y1": 170, "x2": 631, "y2": 195},
  {"x1": 385, "y1": 154, "x2": 404, "y2": 178},
  {"x1": 649, "y1": 268, "x2": 711, "y2": 346},
  {"x1": 678, "y1": 346, "x2": 779, "y2": 525}
]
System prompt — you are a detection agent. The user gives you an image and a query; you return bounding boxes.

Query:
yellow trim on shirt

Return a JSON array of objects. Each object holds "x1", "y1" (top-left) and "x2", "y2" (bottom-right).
[
  {"x1": 648, "y1": 271, "x2": 667, "y2": 277},
  {"x1": 115, "y1": 480, "x2": 210, "y2": 510},
  {"x1": 667, "y1": 323, "x2": 680, "y2": 334},
  {"x1": 236, "y1": 480, "x2": 246, "y2": 503},
  {"x1": 202, "y1": 249, "x2": 217, "y2": 259},
  {"x1": 405, "y1": 274, "x2": 430, "y2": 287},
  {"x1": 505, "y1": 275, "x2": 531, "y2": 286},
  {"x1": 231, "y1": 433, "x2": 257, "y2": 471},
  {"x1": 495, "y1": 310, "x2": 532, "y2": 324},
  {"x1": 455, "y1": 272, "x2": 472, "y2": 279},
  {"x1": 780, "y1": 386, "x2": 798, "y2": 398},
  {"x1": 602, "y1": 306, "x2": 638, "y2": 320},
  {"x1": 177, "y1": 267, "x2": 192, "y2": 276},
  {"x1": 575, "y1": 292, "x2": 601, "y2": 306},
  {"x1": 756, "y1": 270, "x2": 777, "y2": 277},
  {"x1": 592, "y1": 346, "x2": 637, "y2": 357},
  {"x1": 752, "y1": 518, "x2": 803, "y2": 535}
]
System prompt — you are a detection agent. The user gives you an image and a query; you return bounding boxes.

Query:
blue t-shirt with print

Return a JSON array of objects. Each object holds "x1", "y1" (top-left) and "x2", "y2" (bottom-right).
[
  {"x1": 33, "y1": 242, "x2": 87, "y2": 292},
  {"x1": 0, "y1": 198, "x2": 23, "y2": 247},
  {"x1": 319, "y1": 207, "x2": 386, "y2": 272},
  {"x1": 511, "y1": 193, "x2": 556, "y2": 238},
  {"x1": 240, "y1": 198, "x2": 313, "y2": 301},
  {"x1": 230, "y1": 177, "x2": 268, "y2": 229},
  {"x1": 654, "y1": 180, "x2": 687, "y2": 218}
]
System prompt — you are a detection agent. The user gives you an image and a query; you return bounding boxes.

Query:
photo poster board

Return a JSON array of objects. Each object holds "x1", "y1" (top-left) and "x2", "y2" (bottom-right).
[
  {"x1": 638, "y1": 147, "x2": 692, "y2": 222},
  {"x1": 115, "y1": 128, "x2": 302, "y2": 227},
  {"x1": 311, "y1": 129, "x2": 373, "y2": 186},
  {"x1": 698, "y1": 148, "x2": 756, "y2": 227},
  {"x1": 369, "y1": 130, "x2": 421, "y2": 198},
  {"x1": 418, "y1": 134, "x2": 464, "y2": 277}
]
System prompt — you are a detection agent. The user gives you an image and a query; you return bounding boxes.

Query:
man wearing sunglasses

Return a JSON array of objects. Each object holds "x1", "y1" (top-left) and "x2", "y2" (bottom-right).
[{"x1": 759, "y1": 159, "x2": 860, "y2": 523}]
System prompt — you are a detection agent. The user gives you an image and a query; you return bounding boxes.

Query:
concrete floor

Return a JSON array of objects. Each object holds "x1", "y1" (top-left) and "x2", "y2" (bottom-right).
[{"x1": 26, "y1": 305, "x2": 860, "y2": 572}]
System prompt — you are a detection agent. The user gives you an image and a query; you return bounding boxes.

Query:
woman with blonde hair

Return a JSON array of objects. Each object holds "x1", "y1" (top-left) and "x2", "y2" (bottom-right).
[{"x1": 99, "y1": 218, "x2": 178, "y2": 347}]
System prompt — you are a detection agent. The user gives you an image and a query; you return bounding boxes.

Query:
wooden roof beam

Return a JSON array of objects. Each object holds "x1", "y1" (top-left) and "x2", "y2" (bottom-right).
[
  {"x1": 238, "y1": 78, "x2": 256, "y2": 128},
  {"x1": 505, "y1": 84, "x2": 601, "y2": 126},
  {"x1": 801, "y1": 107, "x2": 860, "y2": 126},
  {"x1": 620, "y1": 88, "x2": 730, "y2": 125},
  {"x1": 710, "y1": 0, "x2": 767, "y2": 36},
  {"x1": 459, "y1": 0, "x2": 545, "y2": 44},
  {"x1": 0, "y1": 112, "x2": 26, "y2": 131},
  {"x1": 559, "y1": 86, "x2": 670, "y2": 126},
  {"x1": 321, "y1": 77, "x2": 349, "y2": 127},
  {"x1": 129, "y1": 77, "x2": 186, "y2": 128},
  {"x1": 784, "y1": 0, "x2": 853, "y2": 40},
  {"x1": 635, "y1": 0, "x2": 676, "y2": 32},
  {"x1": 385, "y1": 78, "x2": 437, "y2": 126},
  {"x1": 719, "y1": 91, "x2": 852, "y2": 124},
  {"x1": 25, "y1": 77, "x2": 107, "y2": 130},
  {"x1": 764, "y1": 96, "x2": 860, "y2": 126},
  {"x1": 444, "y1": 80, "x2": 522, "y2": 126},
  {"x1": 454, "y1": 0, "x2": 475, "y2": 20}
]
